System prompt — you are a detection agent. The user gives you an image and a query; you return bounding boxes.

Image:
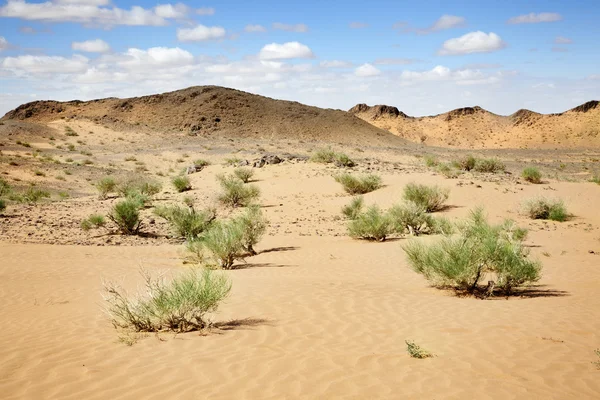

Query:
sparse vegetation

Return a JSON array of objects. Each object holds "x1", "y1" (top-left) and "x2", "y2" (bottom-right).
[
  {"x1": 194, "y1": 159, "x2": 210, "y2": 168},
  {"x1": 437, "y1": 163, "x2": 460, "y2": 179},
  {"x1": 388, "y1": 202, "x2": 453, "y2": 236},
  {"x1": 0, "y1": 199, "x2": 6, "y2": 215},
  {"x1": 217, "y1": 174, "x2": 260, "y2": 207},
  {"x1": 0, "y1": 178, "x2": 11, "y2": 197},
  {"x1": 334, "y1": 173, "x2": 382, "y2": 195},
  {"x1": 310, "y1": 147, "x2": 355, "y2": 167},
  {"x1": 233, "y1": 167, "x2": 254, "y2": 183},
  {"x1": 95, "y1": 177, "x2": 117, "y2": 199},
  {"x1": 453, "y1": 155, "x2": 476, "y2": 171},
  {"x1": 172, "y1": 175, "x2": 192, "y2": 192},
  {"x1": 108, "y1": 198, "x2": 143, "y2": 234},
  {"x1": 347, "y1": 205, "x2": 393, "y2": 241},
  {"x1": 403, "y1": 209, "x2": 541, "y2": 297},
  {"x1": 593, "y1": 349, "x2": 600, "y2": 370},
  {"x1": 424, "y1": 155, "x2": 439, "y2": 167},
  {"x1": 523, "y1": 197, "x2": 568, "y2": 221},
  {"x1": 81, "y1": 214, "x2": 106, "y2": 231},
  {"x1": 403, "y1": 183, "x2": 449, "y2": 212},
  {"x1": 224, "y1": 157, "x2": 242, "y2": 166},
  {"x1": 232, "y1": 205, "x2": 268, "y2": 255},
  {"x1": 341, "y1": 196, "x2": 364, "y2": 220},
  {"x1": 64, "y1": 126, "x2": 78, "y2": 136},
  {"x1": 103, "y1": 268, "x2": 231, "y2": 333},
  {"x1": 154, "y1": 204, "x2": 215, "y2": 239},
  {"x1": 118, "y1": 176, "x2": 162, "y2": 198},
  {"x1": 187, "y1": 221, "x2": 245, "y2": 269},
  {"x1": 20, "y1": 188, "x2": 51, "y2": 203},
  {"x1": 522, "y1": 167, "x2": 542, "y2": 184},
  {"x1": 406, "y1": 340, "x2": 434, "y2": 359},
  {"x1": 473, "y1": 158, "x2": 506, "y2": 173},
  {"x1": 590, "y1": 174, "x2": 600, "y2": 185}
]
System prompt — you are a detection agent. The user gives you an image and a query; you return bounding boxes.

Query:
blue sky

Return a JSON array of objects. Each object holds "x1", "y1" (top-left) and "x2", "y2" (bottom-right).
[{"x1": 0, "y1": 0, "x2": 598, "y2": 116}]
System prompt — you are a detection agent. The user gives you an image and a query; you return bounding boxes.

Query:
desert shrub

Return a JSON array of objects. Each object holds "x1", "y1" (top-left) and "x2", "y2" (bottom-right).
[
  {"x1": 310, "y1": 148, "x2": 355, "y2": 167},
  {"x1": 437, "y1": 163, "x2": 460, "y2": 179},
  {"x1": 334, "y1": 153, "x2": 355, "y2": 167},
  {"x1": 22, "y1": 188, "x2": 50, "y2": 203},
  {"x1": 64, "y1": 126, "x2": 78, "y2": 136},
  {"x1": 406, "y1": 340, "x2": 434, "y2": 359},
  {"x1": 187, "y1": 221, "x2": 246, "y2": 269},
  {"x1": 0, "y1": 199, "x2": 5, "y2": 214},
  {"x1": 103, "y1": 268, "x2": 231, "y2": 333},
  {"x1": 523, "y1": 197, "x2": 568, "y2": 221},
  {"x1": 0, "y1": 178, "x2": 11, "y2": 197},
  {"x1": 388, "y1": 202, "x2": 453, "y2": 236},
  {"x1": 224, "y1": 157, "x2": 242, "y2": 166},
  {"x1": 522, "y1": 167, "x2": 542, "y2": 184},
  {"x1": 172, "y1": 175, "x2": 192, "y2": 193},
  {"x1": 594, "y1": 349, "x2": 600, "y2": 370},
  {"x1": 424, "y1": 155, "x2": 439, "y2": 167},
  {"x1": 341, "y1": 196, "x2": 364, "y2": 220},
  {"x1": 453, "y1": 155, "x2": 477, "y2": 171},
  {"x1": 334, "y1": 173, "x2": 382, "y2": 195},
  {"x1": 233, "y1": 167, "x2": 254, "y2": 183},
  {"x1": 154, "y1": 204, "x2": 215, "y2": 239},
  {"x1": 217, "y1": 174, "x2": 260, "y2": 207},
  {"x1": 194, "y1": 159, "x2": 210, "y2": 167},
  {"x1": 473, "y1": 158, "x2": 506, "y2": 173},
  {"x1": 403, "y1": 183, "x2": 449, "y2": 212},
  {"x1": 589, "y1": 175, "x2": 600, "y2": 185},
  {"x1": 109, "y1": 199, "x2": 142, "y2": 234},
  {"x1": 118, "y1": 176, "x2": 162, "y2": 198},
  {"x1": 95, "y1": 176, "x2": 117, "y2": 199},
  {"x1": 81, "y1": 214, "x2": 106, "y2": 231},
  {"x1": 403, "y1": 209, "x2": 541, "y2": 297},
  {"x1": 232, "y1": 205, "x2": 268, "y2": 255},
  {"x1": 348, "y1": 205, "x2": 393, "y2": 241}
]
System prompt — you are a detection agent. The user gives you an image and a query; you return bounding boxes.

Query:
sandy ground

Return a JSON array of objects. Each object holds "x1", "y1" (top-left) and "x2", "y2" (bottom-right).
[{"x1": 1, "y1": 119, "x2": 600, "y2": 399}]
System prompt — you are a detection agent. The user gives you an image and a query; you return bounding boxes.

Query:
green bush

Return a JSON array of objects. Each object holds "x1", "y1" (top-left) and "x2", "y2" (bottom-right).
[
  {"x1": 388, "y1": 202, "x2": 453, "y2": 236},
  {"x1": 310, "y1": 148, "x2": 355, "y2": 167},
  {"x1": 118, "y1": 176, "x2": 162, "y2": 198},
  {"x1": 0, "y1": 178, "x2": 11, "y2": 197},
  {"x1": 341, "y1": 196, "x2": 364, "y2": 220},
  {"x1": 403, "y1": 209, "x2": 541, "y2": 297},
  {"x1": 154, "y1": 204, "x2": 215, "y2": 239},
  {"x1": 348, "y1": 205, "x2": 393, "y2": 241},
  {"x1": 233, "y1": 167, "x2": 254, "y2": 183},
  {"x1": 81, "y1": 214, "x2": 106, "y2": 231},
  {"x1": 172, "y1": 175, "x2": 192, "y2": 193},
  {"x1": 403, "y1": 183, "x2": 449, "y2": 212},
  {"x1": 437, "y1": 163, "x2": 460, "y2": 179},
  {"x1": 523, "y1": 197, "x2": 568, "y2": 221},
  {"x1": 109, "y1": 199, "x2": 142, "y2": 234},
  {"x1": 232, "y1": 205, "x2": 268, "y2": 255},
  {"x1": 424, "y1": 155, "x2": 439, "y2": 168},
  {"x1": 522, "y1": 167, "x2": 542, "y2": 184},
  {"x1": 103, "y1": 268, "x2": 231, "y2": 333},
  {"x1": 187, "y1": 221, "x2": 246, "y2": 269},
  {"x1": 95, "y1": 177, "x2": 117, "y2": 199},
  {"x1": 194, "y1": 159, "x2": 210, "y2": 167},
  {"x1": 453, "y1": 155, "x2": 476, "y2": 171},
  {"x1": 217, "y1": 174, "x2": 260, "y2": 207},
  {"x1": 406, "y1": 340, "x2": 434, "y2": 359},
  {"x1": 22, "y1": 188, "x2": 50, "y2": 203},
  {"x1": 473, "y1": 158, "x2": 506, "y2": 173},
  {"x1": 334, "y1": 173, "x2": 382, "y2": 195}
]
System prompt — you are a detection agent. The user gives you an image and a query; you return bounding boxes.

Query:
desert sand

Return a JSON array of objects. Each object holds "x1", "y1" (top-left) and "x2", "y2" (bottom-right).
[{"x1": 1, "y1": 88, "x2": 600, "y2": 399}]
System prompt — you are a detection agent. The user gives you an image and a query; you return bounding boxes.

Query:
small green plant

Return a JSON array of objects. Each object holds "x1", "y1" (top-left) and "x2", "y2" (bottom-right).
[
  {"x1": 118, "y1": 176, "x2": 162, "y2": 198},
  {"x1": 437, "y1": 163, "x2": 460, "y2": 179},
  {"x1": 224, "y1": 157, "x2": 242, "y2": 166},
  {"x1": 590, "y1": 175, "x2": 600, "y2": 185},
  {"x1": 310, "y1": 148, "x2": 355, "y2": 167},
  {"x1": 0, "y1": 178, "x2": 11, "y2": 197},
  {"x1": 217, "y1": 174, "x2": 260, "y2": 207},
  {"x1": 403, "y1": 183, "x2": 449, "y2": 213},
  {"x1": 154, "y1": 204, "x2": 215, "y2": 239},
  {"x1": 103, "y1": 268, "x2": 231, "y2": 333},
  {"x1": 81, "y1": 214, "x2": 106, "y2": 231},
  {"x1": 194, "y1": 159, "x2": 210, "y2": 168},
  {"x1": 172, "y1": 175, "x2": 192, "y2": 192},
  {"x1": 108, "y1": 199, "x2": 142, "y2": 234},
  {"x1": 187, "y1": 221, "x2": 245, "y2": 269},
  {"x1": 341, "y1": 196, "x2": 364, "y2": 220},
  {"x1": 22, "y1": 188, "x2": 50, "y2": 203},
  {"x1": 95, "y1": 177, "x2": 117, "y2": 199},
  {"x1": 334, "y1": 173, "x2": 382, "y2": 195},
  {"x1": 473, "y1": 158, "x2": 506, "y2": 173},
  {"x1": 0, "y1": 199, "x2": 6, "y2": 215},
  {"x1": 232, "y1": 205, "x2": 268, "y2": 255},
  {"x1": 67, "y1": 144, "x2": 76, "y2": 152},
  {"x1": 593, "y1": 349, "x2": 600, "y2": 370},
  {"x1": 405, "y1": 340, "x2": 434, "y2": 359},
  {"x1": 453, "y1": 155, "x2": 477, "y2": 171},
  {"x1": 348, "y1": 205, "x2": 393, "y2": 241},
  {"x1": 403, "y1": 209, "x2": 541, "y2": 297},
  {"x1": 522, "y1": 167, "x2": 542, "y2": 184},
  {"x1": 64, "y1": 126, "x2": 78, "y2": 136},
  {"x1": 424, "y1": 155, "x2": 439, "y2": 168},
  {"x1": 523, "y1": 197, "x2": 568, "y2": 222},
  {"x1": 388, "y1": 202, "x2": 453, "y2": 236},
  {"x1": 233, "y1": 167, "x2": 254, "y2": 183}
]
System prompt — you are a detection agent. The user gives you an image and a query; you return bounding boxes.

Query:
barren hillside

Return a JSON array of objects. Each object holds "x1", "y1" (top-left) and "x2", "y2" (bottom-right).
[
  {"x1": 349, "y1": 101, "x2": 600, "y2": 149},
  {"x1": 1, "y1": 86, "x2": 405, "y2": 147}
]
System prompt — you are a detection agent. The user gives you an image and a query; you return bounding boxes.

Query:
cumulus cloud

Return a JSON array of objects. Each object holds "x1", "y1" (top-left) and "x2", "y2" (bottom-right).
[
  {"x1": 1, "y1": 54, "x2": 89, "y2": 74},
  {"x1": 0, "y1": 36, "x2": 8, "y2": 51},
  {"x1": 349, "y1": 22, "x2": 368, "y2": 29},
  {"x1": 438, "y1": 31, "x2": 506, "y2": 55},
  {"x1": 177, "y1": 24, "x2": 226, "y2": 41},
  {"x1": 373, "y1": 58, "x2": 417, "y2": 65},
  {"x1": 117, "y1": 47, "x2": 195, "y2": 69},
  {"x1": 196, "y1": 7, "x2": 214, "y2": 15},
  {"x1": 554, "y1": 36, "x2": 572, "y2": 44},
  {"x1": 245, "y1": 24, "x2": 266, "y2": 33},
  {"x1": 400, "y1": 65, "x2": 501, "y2": 86},
  {"x1": 507, "y1": 12, "x2": 562, "y2": 24},
  {"x1": 259, "y1": 42, "x2": 314, "y2": 60},
  {"x1": 355, "y1": 63, "x2": 380, "y2": 77},
  {"x1": 320, "y1": 60, "x2": 353, "y2": 68},
  {"x1": 0, "y1": 0, "x2": 190, "y2": 26},
  {"x1": 72, "y1": 38, "x2": 110, "y2": 53},
  {"x1": 272, "y1": 22, "x2": 308, "y2": 32},
  {"x1": 394, "y1": 14, "x2": 466, "y2": 34}
]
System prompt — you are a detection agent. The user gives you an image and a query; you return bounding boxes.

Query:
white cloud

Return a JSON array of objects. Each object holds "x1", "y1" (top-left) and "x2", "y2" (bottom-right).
[
  {"x1": 245, "y1": 24, "x2": 266, "y2": 33},
  {"x1": 1, "y1": 54, "x2": 89, "y2": 74},
  {"x1": 400, "y1": 65, "x2": 501, "y2": 86},
  {"x1": 0, "y1": 36, "x2": 8, "y2": 51},
  {"x1": 507, "y1": 12, "x2": 562, "y2": 24},
  {"x1": 0, "y1": 0, "x2": 189, "y2": 26},
  {"x1": 438, "y1": 31, "x2": 506, "y2": 55},
  {"x1": 72, "y1": 38, "x2": 110, "y2": 53},
  {"x1": 272, "y1": 22, "x2": 308, "y2": 32},
  {"x1": 177, "y1": 24, "x2": 226, "y2": 41},
  {"x1": 320, "y1": 60, "x2": 353, "y2": 68},
  {"x1": 196, "y1": 7, "x2": 214, "y2": 15},
  {"x1": 259, "y1": 42, "x2": 314, "y2": 60},
  {"x1": 349, "y1": 22, "x2": 368, "y2": 29},
  {"x1": 554, "y1": 36, "x2": 572, "y2": 44},
  {"x1": 373, "y1": 58, "x2": 416, "y2": 65},
  {"x1": 428, "y1": 15, "x2": 466, "y2": 32},
  {"x1": 355, "y1": 63, "x2": 380, "y2": 77},
  {"x1": 117, "y1": 47, "x2": 194, "y2": 69}
]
